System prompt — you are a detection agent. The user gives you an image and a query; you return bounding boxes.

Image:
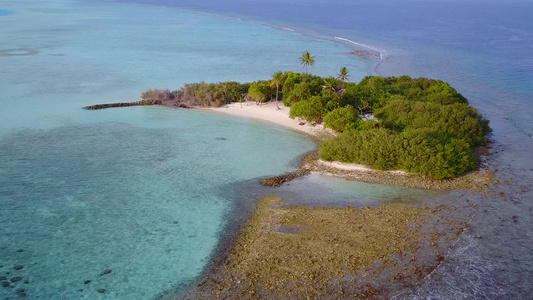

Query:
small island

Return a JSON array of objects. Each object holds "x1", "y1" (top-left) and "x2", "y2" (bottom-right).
[
  {"x1": 87, "y1": 69, "x2": 491, "y2": 181},
  {"x1": 86, "y1": 56, "x2": 494, "y2": 299}
]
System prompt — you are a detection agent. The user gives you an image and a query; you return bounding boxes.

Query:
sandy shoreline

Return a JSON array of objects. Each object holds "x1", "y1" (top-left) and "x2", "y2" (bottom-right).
[{"x1": 203, "y1": 101, "x2": 335, "y2": 141}]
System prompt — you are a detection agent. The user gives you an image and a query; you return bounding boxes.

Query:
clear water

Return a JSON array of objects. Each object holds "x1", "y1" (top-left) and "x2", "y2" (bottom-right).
[
  {"x1": 0, "y1": 108, "x2": 320, "y2": 299},
  {"x1": 2, "y1": 0, "x2": 533, "y2": 299},
  {"x1": 274, "y1": 174, "x2": 441, "y2": 208}
]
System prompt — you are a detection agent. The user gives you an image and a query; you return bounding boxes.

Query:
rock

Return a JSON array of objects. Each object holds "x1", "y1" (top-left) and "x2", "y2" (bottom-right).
[
  {"x1": 260, "y1": 169, "x2": 310, "y2": 187},
  {"x1": 1, "y1": 281, "x2": 10, "y2": 287},
  {"x1": 84, "y1": 280, "x2": 91, "y2": 285},
  {"x1": 10, "y1": 276, "x2": 22, "y2": 283},
  {"x1": 84, "y1": 100, "x2": 158, "y2": 110},
  {"x1": 18, "y1": 291, "x2": 27, "y2": 297},
  {"x1": 100, "y1": 269, "x2": 112, "y2": 276},
  {"x1": 16, "y1": 288, "x2": 25, "y2": 293},
  {"x1": 97, "y1": 289, "x2": 105, "y2": 293},
  {"x1": 0, "y1": 276, "x2": 6, "y2": 281},
  {"x1": 13, "y1": 265, "x2": 23, "y2": 270}
]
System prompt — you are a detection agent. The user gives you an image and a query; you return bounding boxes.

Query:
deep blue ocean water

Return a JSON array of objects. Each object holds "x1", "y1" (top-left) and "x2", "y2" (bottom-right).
[
  {"x1": 0, "y1": 9, "x2": 13, "y2": 16},
  {"x1": 1, "y1": 0, "x2": 532, "y2": 299}
]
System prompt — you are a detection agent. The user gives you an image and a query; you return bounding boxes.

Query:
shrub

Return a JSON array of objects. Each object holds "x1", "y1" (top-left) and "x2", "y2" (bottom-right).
[
  {"x1": 319, "y1": 127, "x2": 478, "y2": 178},
  {"x1": 248, "y1": 81, "x2": 271, "y2": 104},
  {"x1": 323, "y1": 105, "x2": 359, "y2": 132},
  {"x1": 289, "y1": 96, "x2": 324, "y2": 123}
]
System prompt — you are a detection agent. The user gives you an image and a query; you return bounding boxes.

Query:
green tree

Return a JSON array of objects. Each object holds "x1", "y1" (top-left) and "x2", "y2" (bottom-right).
[
  {"x1": 283, "y1": 82, "x2": 312, "y2": 106},
  {"x1": 321, "y1": 76, "x2": 338, "y2": 96},
  {"x1": 357, "y1": 76, "x2": 391, "y2": 110},
  {"x1": 248, "y1": 81, "x2": 270, "y2": 104},
  {"x1": 337, "y1": 67, "x2": 349, "y2": 89},
  {"x1": 300, "y1": 51, "x2": 315, "y2": 74},
  {"x1": 270, "y1": 71, "x2": 283, "y2": 109},
  {"x1": 323, "y1": 105, "x2": 360, "y2": 132},
  {"x1": 289, "y1": 96, "x2": 324, "y2": 123}
]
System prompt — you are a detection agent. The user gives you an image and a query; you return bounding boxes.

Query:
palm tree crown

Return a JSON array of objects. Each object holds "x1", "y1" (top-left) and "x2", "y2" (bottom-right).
[
  {"x1": 337, "y1": 67, "x2": 350, "y2": 90},
  {"x1": 300, "y1": 51, "x2": 315, "y2": 74},
  {"x1": 322, "y1": 76, "x2": 338, "y2": 96},
  {"x1": 337, "y1": 67, "x2": 349, "y2": 82}
]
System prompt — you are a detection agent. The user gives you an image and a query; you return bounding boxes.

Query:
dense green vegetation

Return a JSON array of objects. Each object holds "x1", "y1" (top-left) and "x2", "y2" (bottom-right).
[
  {"x1": 317, "y1": 76, "x2": 491, "y2": 179},
  {"x1": 141, "y1": 81, "x2": 250, "y2": 108},
  {"x1": 323, "y1": 105, "x2": 360, "y2": 132},
  {"x1": 141, "y1": 55, "x2": 490, "y2": 179}
]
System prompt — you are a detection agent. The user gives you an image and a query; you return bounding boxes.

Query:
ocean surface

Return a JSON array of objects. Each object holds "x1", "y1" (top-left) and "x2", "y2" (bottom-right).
[{"x1": 1, "y1": 0, "x2": 532, "y2": 299}]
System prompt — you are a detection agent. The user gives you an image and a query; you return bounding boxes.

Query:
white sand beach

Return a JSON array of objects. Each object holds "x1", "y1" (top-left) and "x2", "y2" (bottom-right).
[{"x1": 204, "y1": 101, "x2": 335, "y2": 139}]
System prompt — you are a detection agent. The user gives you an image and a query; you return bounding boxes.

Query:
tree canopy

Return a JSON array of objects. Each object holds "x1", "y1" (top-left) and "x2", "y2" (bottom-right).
[{"x1": 316, "y1": 75, "x2": 490, "y2": 178}]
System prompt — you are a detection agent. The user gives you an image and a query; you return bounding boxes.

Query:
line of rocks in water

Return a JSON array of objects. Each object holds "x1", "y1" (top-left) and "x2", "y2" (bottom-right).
[
  {"x1": 83, "y1": 99, "x2": 199, "y2": 110},
  {"x1": 260, "y1": 168, "x2": 310, "y2": 187},
  {"x1": 259, "y1": 151, "x2": 319, "y2": 187},
  {"x1": 83, "y1": 99, "x2": 160, "y2": 110}
]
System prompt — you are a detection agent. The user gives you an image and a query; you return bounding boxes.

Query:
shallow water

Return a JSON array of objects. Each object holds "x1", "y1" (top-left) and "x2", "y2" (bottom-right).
[
  {"x1": 274, "y1": 174, "x2": 441, "y2": 208},
  {"x1": 0, "y1": 110, "x2": 320, "y2": 298}
]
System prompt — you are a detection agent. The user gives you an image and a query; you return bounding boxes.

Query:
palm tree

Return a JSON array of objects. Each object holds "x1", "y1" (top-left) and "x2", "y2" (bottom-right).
[
  {"x1": 300, "y1": 51, "x2": 315, "y2": 74},
  {"x1": 322, "y1": 76, "x2": 337, "y2": 96},
  {"x1": 337, "y1": 67, "x2": 349, "y2": 89},
  {"x1": 270, "y1": 71, "x2": 283, "y2": 109}
]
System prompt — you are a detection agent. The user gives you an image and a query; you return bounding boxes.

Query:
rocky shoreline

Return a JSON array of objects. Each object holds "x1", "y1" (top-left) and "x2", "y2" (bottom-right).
[{"x1": 261, "y1": 151, "x2": 494, "y2": 191}]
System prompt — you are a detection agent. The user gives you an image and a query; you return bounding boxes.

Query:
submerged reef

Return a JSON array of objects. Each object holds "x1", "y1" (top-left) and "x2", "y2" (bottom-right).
[{"x1": 184, "y1": 196, "x2": 471, "y2": 299}]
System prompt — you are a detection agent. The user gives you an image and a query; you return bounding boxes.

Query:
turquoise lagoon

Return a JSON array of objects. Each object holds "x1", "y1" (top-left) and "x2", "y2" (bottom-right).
[{"x1": 0, "y1": 0, "x2": 420, "y2": 299}]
